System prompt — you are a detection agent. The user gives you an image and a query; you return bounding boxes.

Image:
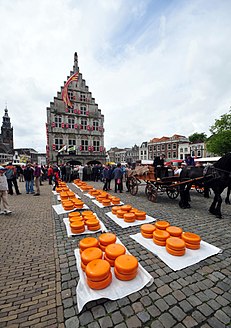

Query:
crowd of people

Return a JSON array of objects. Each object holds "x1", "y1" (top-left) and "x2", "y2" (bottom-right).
[{"x1": 0, "y1": 156, "x2": 200, "y2": 215}]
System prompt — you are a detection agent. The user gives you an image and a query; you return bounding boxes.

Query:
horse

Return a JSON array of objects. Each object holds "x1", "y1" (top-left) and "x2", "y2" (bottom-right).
[
  {"x1": 179, "y1": 152, "x2": 231, "y2": 218},
  {"x1": 225, "y1": 184, "x2": 231, "y2": 204}
]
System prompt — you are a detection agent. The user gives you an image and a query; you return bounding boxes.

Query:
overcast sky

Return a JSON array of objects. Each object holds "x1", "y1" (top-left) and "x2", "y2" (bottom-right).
[{"x1": 0, "y1": 0, "x2": 231, "y2": 152}]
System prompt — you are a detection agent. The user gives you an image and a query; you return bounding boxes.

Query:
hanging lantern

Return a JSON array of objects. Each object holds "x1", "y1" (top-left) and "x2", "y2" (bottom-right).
[
  {"x1": 66, "y1": 123, "x2": 69, "y2": 128},
  {"x1": 74, "y1": 124, "x2": 78, "y2": 129},
  {"x1": 61, "y1": 122, "x2": 65, "y2": 128},
  {"x1": 51, "y1": 122, "x2": 56, "y2": 128}
]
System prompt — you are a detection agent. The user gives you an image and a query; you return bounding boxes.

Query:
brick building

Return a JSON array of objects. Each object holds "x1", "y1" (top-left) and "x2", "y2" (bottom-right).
[{"x1": 46, "y1": 52, "x2": 106, "y2": 165}]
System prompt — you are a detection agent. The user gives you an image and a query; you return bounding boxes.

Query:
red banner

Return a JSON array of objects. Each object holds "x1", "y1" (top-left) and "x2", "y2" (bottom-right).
[{"x1": 61, "y1": 72, "x2": 79, "y2": 108}]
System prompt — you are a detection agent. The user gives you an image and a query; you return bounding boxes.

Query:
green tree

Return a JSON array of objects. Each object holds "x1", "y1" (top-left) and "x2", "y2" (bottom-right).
[
  {"x1": 209, "y1": 110, "x2": 231, "y2": 134},
  {"x1": 188, "y1": 132, "x2": 207, "y2": 143},
  {"x1": 206, "y1": 110, "x2": 231, "y2": 155},
  {"x1": 206, "y1": 130, "x2": 231, "y2": 156}
]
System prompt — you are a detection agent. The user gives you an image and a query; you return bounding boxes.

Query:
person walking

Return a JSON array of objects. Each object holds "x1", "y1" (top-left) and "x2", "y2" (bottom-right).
[
  {"x1": 0, "y1": 166, "x2": 12, "y2": 215},
  {"x1": 23, "y1": 163, "x2": 34, "y2": 194},
  {"x1": 47, "y1": 165, "x2": 54, "y2": 185},
  {"x1": 112, "y1": 163, "x2": 123, "y2": 193},
  {"x1": 5, "y1": 163, "x2": 21, "y2": 195},
  {"x1": 33, "y1": 163, "x2": 41, "y2": 196}
]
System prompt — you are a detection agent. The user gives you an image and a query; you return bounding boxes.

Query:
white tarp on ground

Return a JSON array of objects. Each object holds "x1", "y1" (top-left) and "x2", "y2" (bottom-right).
[
  {"x1": 52, "y1": 204, "x2": 89, "y2": 216},
  {"x1": 63, "y1": 217, "x2": 107, "y2": 237},
  {"x1": 75, "y1": 238, "x2": 154, "y2": 312},
  {"x1": 92, "y1": 199, "x2": 124, "y2": 208},
  {"x1": 106, "y1": 212, "x2": 156, "y2": 228},
  {"x1": 130, "y1": 233, "x2": 222, "y2": 271}
]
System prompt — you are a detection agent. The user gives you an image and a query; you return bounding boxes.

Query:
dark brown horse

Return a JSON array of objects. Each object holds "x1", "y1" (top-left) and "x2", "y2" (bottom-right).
[{"x1": 179, "y1": 153, "x2": 231, "y2": 218}]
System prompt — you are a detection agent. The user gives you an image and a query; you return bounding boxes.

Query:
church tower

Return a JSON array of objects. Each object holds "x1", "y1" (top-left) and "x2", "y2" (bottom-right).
[
  {"x1": 0, "y1": 107, "x2": 14, "y2": 152},
  {"x1": 46, "y1": 52, "x2": 105, "y2": 165}
]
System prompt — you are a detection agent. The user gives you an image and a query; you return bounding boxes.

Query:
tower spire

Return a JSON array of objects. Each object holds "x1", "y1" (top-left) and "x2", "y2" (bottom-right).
[{"x1": 73, "y1": 52, "x2": 79, "y2": 73}]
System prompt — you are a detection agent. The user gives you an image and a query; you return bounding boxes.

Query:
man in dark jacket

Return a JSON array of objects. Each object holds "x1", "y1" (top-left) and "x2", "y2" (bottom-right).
[
  {"x1": 112, "y1": 163, "x2": 123, "y2": 193},
  {"x1": 23, "y1": 163, "x2": 34, "y2": 194}
]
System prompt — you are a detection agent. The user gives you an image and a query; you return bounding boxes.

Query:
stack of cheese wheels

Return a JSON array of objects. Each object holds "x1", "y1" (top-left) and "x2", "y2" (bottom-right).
[
  {"x1": 116, "y1": 210, "x2": 127, "y2": 219},
  {"x1": 102, "y1": 199, "x2": 111, "y2": 207},
  {"x1": 141, "y1": 224, "x2": 156, "y2": 238},
  {"x1": 112, "y1": 206, "x2": 121, "y2": 215},
  {"x1": 124, "y1": 212, "x2": 136, "y2": 223},
  {"x1": 155, "y1": 221, "x2": 170, "y2": 230},
  {"x1": 72, "y1": 199, "x2": 84, "y2": 209},
  {"x1": 120, "y1": 205, "x2": 132, "y2": 212},
  {"x1": 85, "y1": 259, "x2": 112, "y2": 290},
  {"x1": 85, "y1": 218, "x2": 100, "y2": 231},
  {"x1": 68, "y1": 211, "x2": 81, "y2": 220},
  {"x1": 166, "y1": 237, "x2": 186, "y2": 256},
  {"x1": 166, "y1": 226, "x2": 182, "y2": 237},
  {"x1": 153, "y1": 229, "x2": 170, "y2": 246},
  {"x1": 62, "y1": 200, "x2": 74, "y2": 211},
  {"x1": 111, "y1": 197, "x2": 121, "y2": 205},
  {"x1": 114, "y1": 254, "x2": 138, "y2": 281},
  {"x1": 104, "y1": 243, "x2": 126, "y2": 267},
  {"x1": 181, "y1": 232, "x2": 201, "y2": 250},
  {"x1": 82, "y1": 211, "x2": 94, "y2": 219},
  {"x1": 98, "y1": 233, "x2": 117, "y2": 252},
  {"x1": 67, "y1": 191, "x2": 76, "y2": 199},
  {"x1": 81, "y1": 247, "x2": 103, "y2": 272},
  {"x1": 60, "y1": 191, "x2": 68, "y2": 200},
  {"x1": 70, "y1": 220, "x2": 85, "y2": 234},
  {"x1": 135, "y1": 211, "x2": 146, "y2": 221},
  {"x1": 79, "y1": 237, "x2": 99, "y2": 253}
]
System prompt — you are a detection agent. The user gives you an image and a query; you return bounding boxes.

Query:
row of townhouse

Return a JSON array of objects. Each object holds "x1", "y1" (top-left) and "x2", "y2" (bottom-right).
[{"x1": 107, "y1": 134, "x2": 210, "y2": 165}]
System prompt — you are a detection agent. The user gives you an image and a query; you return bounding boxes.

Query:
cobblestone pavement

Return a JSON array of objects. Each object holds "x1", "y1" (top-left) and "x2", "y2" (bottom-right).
[{"x1": 1, "y1": 180, "x2": 231, "y2": 328}]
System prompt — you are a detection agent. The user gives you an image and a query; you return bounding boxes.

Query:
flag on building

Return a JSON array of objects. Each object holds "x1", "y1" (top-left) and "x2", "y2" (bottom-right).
[
  {"x1": 58, "y1": 145, "x2": 67, "y2": 153},
  {"x1": 61, "y1": 72, "x2": 79, "y2": 108},
  {"x1": 67, "y1": 145, "x2": 76, "y2": 152}
]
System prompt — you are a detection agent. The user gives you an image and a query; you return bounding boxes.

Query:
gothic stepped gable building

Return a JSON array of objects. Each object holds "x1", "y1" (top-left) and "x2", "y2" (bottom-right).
[
  {"x1": 0, "y1": 107, "x2": 14, "y2": 163},
  {"x1": 46, "y1": 52, "x2": 106, "y2": 165}
]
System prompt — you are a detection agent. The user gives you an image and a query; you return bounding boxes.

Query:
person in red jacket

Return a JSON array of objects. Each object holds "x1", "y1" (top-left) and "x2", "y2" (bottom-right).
[{"x1": 47, "y1": 165, "x2": 54, "y2": 185}]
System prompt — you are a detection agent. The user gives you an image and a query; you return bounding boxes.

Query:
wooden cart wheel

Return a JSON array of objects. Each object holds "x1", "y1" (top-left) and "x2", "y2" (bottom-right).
[
  {"x1": 166, "y1": 187, "x2": 179, "y2": 199},
  {"x1": 129, "y1": 177, "x2": 138, "y2": 196},
  {"x1": 145, "y1": 184, "x2": 158, "y2": 202}
]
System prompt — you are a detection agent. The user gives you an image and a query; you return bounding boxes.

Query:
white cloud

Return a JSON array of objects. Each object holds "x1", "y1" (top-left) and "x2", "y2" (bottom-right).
[{"x1": 0, "y1": 0, "x2": 230, "y2": 152}]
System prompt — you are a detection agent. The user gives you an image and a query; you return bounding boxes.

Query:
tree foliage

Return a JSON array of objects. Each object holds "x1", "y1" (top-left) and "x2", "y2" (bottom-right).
[
  {"x1": 206, "y1": 130, "x2": 231, "y2": 156},
  {"x1": 188, "y1": 132, "x2": 207, "y2": 143},
  {"x1": 206, "y1": 110, "x2": 231, "y2": 155},
  {"x1": 209, "y1": 110, "x2": 231, "y2": 134}
]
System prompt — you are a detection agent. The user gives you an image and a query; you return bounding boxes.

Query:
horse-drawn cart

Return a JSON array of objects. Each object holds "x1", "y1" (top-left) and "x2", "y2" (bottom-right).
[{"x1": 127, "y1": 165, "x2": 181, "y2": 202}]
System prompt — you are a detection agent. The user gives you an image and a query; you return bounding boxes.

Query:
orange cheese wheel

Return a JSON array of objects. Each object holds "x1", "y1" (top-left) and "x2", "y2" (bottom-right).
[
  {"x1": 88, "y1": 224, "x2": 101, "y2": 231},
  {"x1": 153, "y1": 238, "x2": 166, "y2": 246},
  {"x1": 69, "y1": 217, "x2": 84, "y2": 224},
  {"x1": 112, "y1": 206, "x2": 121, "y2": 214},
  {"x1": 155, "y1": 221, "x2": 170, "y2": 230},
  {"x1": 102, "y1": 199, "x2": 111, "y2": 206},
  {"x1": 115, "y1": 254, "x2": 138, "y2": 274},
  {"x1": 81, "y1": 261, "x2": 86, "y2": 272},
  {"x1": 85, "y1": 219, "x2": 99, "y2": 227},
  {"x1": 153, "y1": 230, "x2": 170, "y2": 241},
  {"x1": 116, "y1": 210, "x2": 127, "y2": 218},
  {"x1": 166, "y1": 237, "x2": 185, "y2": 251},
  {"x1": 130, "y1": 208, "x2": 138, "y2": 214},
  {"x1": 104, "y1": 254, "x2": 115, "y2": 267},
  {"x1": 68, "y1": 212, "x2": 81, "y2": 219},
  {"x1": 82, "y1": 211, "x2": 94, "y2": 217},
  {"x1": 185, "y1": 242, "x2": 200, "y2": 250},
  {"x1": 166, "y1": 245, "x2": 185, "y2": 256},
  {"x1": 79, "y1": 237, "x2": 99, "y2": 250},
  {"x1": 182, "y1": 232, "x2": 201, "y2": 244},
  {"x1": 105, "y1": 244, "x2": 126, "y2": 260},
  {"x1": 70, "y1": 221, "x2": 85, "y2": 230},
  {"x1": 166, "y1": 226, "x2": 183, "y2": 237},
  {"x1": 85, "y1": 259, "x2": 111, "y2": 281},
  {"x1": 124, "y1": 213, "x2": 136, "y2": 222},
  {"x1": 135, "y1": 211, "x2": 146, "y2": 220},
  {"x1": 114, "y1": 266, "x2": 137, "y2": 281},
  {"x1": 71, "y1": 227, "x2": 85, "y2": 234},
  {"x1": 111, "y1": 198, "x2": 121, "y2": 205},
  {"x1": 99, "y1": 243, "x2": 106, "y2": 252},
  {"x1": 81, "y1": 247, "x2": 103, "y2": 266},
  {"x1": 121, "y1": 205, "x2": 132, "y2": 212},
  {"x1": 141, "y1": 231, "x2": 154, "y2": 239},
  {"x1": 99, "y1": 233, "x2": 117, "y2": 246},
  {"x1": 87, "y1": 271, "x2": 112, "y2": 290},
  {"x1": 141, "y1": 224, "x2": 155, "y2": 234}
]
